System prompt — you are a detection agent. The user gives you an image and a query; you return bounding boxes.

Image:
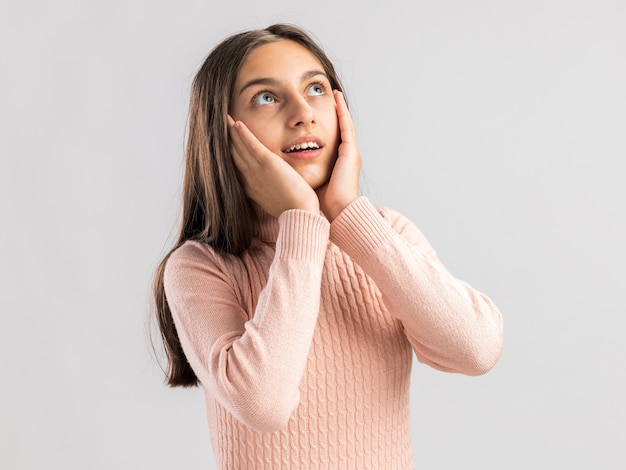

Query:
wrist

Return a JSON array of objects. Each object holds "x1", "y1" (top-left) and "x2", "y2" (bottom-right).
[{"x1": 324, "y1": 196, "x2": 358, "y2": 222}]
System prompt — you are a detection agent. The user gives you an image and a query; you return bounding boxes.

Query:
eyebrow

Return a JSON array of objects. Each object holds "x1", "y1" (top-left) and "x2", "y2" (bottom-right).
[{"x1": 237, "y1": 70, "x2": 328, "y2": 96}]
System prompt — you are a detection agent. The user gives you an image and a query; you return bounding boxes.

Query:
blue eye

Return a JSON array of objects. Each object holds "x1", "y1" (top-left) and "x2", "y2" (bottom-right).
[
  {"x1": 252, "y1": 92, "x2": 276, "y2": 105},
  {"x1": 307, "y1": 83, "x2": 325, "y2": 96}
]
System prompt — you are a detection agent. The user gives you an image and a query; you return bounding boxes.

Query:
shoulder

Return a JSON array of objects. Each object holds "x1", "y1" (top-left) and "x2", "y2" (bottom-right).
[
  {"x1": 377, "y1": 206, "x2": 423, "y2": 236},
  {"x1": 164, "y1": 241, "x2": 240, "y2": 291},
  {"x1": 163, "y1": 239, "x2": 274, "y2": 302},
  {"x1": 376, "y1": 205, "x2": 436, "y2": 255},
  {"x1": 377, "y1": 206, "x2": 406, "y2": 227},
  {"x1": 341, "y1": 197, "x2": 421, "y2": 236},
  {"x1": 166, "y1": 240, "x2": 226, "y2": 271}
]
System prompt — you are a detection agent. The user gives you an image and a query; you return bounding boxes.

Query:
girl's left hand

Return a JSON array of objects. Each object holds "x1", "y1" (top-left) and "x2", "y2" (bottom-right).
[{"x1": 316, "y1": 90, "x2": 362, "y2": 221}]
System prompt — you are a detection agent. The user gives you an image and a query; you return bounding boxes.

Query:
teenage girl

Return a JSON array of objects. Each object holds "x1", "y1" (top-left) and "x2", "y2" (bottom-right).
[{"x1": 153, "y1": 23, "x2": 503, "y2": 469}]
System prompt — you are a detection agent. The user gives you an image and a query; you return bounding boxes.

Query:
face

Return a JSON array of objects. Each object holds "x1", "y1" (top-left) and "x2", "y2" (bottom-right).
[{"x1": 230, "y1": 40, "x2": 339, "y2": 190}]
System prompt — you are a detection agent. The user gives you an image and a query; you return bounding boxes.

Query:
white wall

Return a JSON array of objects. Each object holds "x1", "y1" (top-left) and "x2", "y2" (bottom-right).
[{"x1": 1, "y1": 1, "x2": 624, "y2": 468}]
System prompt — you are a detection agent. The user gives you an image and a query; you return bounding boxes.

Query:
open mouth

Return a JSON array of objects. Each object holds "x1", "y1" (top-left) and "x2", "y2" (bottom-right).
[{"x1": 284, "y1": 141, "x2": 320, "y2": 153}]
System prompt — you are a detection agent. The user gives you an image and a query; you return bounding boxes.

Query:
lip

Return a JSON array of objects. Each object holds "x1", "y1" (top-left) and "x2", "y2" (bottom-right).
[{"x1": 282, "y1": 135, "x2": 324, "y2": 159}]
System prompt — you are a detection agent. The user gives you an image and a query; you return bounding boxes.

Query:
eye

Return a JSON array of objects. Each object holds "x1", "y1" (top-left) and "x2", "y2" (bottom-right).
[
  {"x1": 252, "y1": 92, "x2": 276, "y2": 105},
  {"x1": 306, "y1": 82, "x2": 326, "y2": 96}
]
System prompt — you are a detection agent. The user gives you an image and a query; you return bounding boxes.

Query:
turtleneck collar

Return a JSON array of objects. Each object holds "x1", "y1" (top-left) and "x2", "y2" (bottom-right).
[
  {"x1": 253, "y1": 204, "x2": 329, "y2": 244},
  {"x1": 255, "y1": 205, "x2": 280, "y2": 243}
]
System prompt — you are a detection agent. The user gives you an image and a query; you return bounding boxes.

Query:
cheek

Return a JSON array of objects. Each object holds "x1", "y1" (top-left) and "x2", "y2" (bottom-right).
[
  {"x1": 231, "y1": 104, "x2": 278, "y2": 149},
  {"x1": 315, "y1": 102, "x2": 338, "y2": 136},
  {"x1": 242, "y1": 120, "x2": 277, "y2": 150},
  {"x1": 326, "y1": 112, "x2": 340, "y2": 147}
]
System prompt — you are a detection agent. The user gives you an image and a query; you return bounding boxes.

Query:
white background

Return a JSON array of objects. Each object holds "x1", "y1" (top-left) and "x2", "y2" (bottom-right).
[{"x1": 1, "y1": 1, "x2": 624, "y2": 468}]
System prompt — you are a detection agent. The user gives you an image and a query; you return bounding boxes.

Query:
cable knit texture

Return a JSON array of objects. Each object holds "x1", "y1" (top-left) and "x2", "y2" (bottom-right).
[{"x1": 164, "y1": 197, "x2": 503, "y2": 469}]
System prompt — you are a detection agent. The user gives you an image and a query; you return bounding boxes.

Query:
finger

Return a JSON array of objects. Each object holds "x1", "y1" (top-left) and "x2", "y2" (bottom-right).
[
  {"x1": 228, "y1": 117, "x2": 275, "y2": 167},
  {"x1": 228, "y1": 124, "x2": 254, "y2": 183},
  {"x1": 334, "y1": 90, "x2": 358, "y2": 145},
  {"x1": 228, "y1": 116, "x2": 254, "y2": 156}
]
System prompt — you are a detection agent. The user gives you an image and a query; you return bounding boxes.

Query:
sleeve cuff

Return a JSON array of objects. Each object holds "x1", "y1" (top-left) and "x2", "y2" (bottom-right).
[
  {"x1": 329, "y1": 197, "x2": 397, "y2": 261},
  {"x1": 275, "y1": 209, "x2": 330, "y2": 261}
]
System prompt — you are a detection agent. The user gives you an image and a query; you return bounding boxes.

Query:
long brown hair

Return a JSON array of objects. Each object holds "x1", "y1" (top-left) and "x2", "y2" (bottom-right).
[{"x1": 152, "y1": 24, "x2": 345, "y2": 387}]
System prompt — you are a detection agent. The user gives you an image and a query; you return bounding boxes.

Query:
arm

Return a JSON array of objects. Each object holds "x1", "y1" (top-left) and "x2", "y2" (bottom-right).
[
  {"x1": 330, "y1": 197, "x2": 503, "y2": 375},
  {"x1": 164, "y1": 210, "x2": 329, "y2": 432}
]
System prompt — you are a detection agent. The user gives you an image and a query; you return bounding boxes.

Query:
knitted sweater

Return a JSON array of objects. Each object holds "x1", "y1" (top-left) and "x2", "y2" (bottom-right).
[{"x1": 164, "y1": 197, "x2": 503, "y2": 469}]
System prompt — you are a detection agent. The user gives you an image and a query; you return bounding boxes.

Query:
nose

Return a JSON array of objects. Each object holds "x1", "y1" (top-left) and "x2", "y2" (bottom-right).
[{"x1": 288, "y1": 95, "x2": 316, "y2": 128}]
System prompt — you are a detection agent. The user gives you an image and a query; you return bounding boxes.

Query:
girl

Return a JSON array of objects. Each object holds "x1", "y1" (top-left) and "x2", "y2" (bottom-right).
[{"x1": 153, "y1": 23, "x2": 503, "y2": 469}]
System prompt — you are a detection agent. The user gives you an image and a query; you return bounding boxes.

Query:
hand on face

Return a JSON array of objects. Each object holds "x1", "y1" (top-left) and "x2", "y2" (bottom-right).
[
  {"x1": 315, "y1": 90, "x2": 362, "y2": 221},
  {"x1": 228, "y1": 115, "x2": 320, "y2": 218},
  {"x1": 228, "y1": 90, "x2": 361, "y2": 221}
]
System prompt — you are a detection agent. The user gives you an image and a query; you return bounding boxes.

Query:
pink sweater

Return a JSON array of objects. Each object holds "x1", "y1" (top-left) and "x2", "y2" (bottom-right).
[{"x1": 164, "y1": 197, "x2": 503, "y2": 469}]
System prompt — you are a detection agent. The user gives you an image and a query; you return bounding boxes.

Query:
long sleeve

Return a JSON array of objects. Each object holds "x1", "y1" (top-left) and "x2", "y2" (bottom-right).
[
  {"x1": 329, "y1": 197, "x2": 503, "y2": 375},
  {"x1": 164, "y1": 209, "x2": 330, "y2": 432}
]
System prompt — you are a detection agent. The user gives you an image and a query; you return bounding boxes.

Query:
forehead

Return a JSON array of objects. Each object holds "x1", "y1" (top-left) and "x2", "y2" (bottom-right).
[{"x1": 235, "y1": 39, "x2": 325, "y2": 86}]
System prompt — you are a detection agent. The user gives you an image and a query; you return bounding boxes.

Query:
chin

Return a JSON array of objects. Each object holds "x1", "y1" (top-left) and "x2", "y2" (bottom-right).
[
  {"x1": 304, "y1": 172, "x2": 332, "y2": 191},
  {"x1": 302, "y1": 162, "x2": 334, "y2": 190}
]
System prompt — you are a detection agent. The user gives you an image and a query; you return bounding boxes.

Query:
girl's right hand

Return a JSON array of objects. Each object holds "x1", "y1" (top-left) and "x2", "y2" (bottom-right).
[{"x1": 228, "y1": 116, "x2": 320, "y2": 218}]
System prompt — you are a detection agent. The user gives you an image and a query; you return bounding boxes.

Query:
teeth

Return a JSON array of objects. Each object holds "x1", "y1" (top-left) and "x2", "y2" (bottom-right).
[{"x1": 287, "y1": 141, "x2": 319, "y2": 152}]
